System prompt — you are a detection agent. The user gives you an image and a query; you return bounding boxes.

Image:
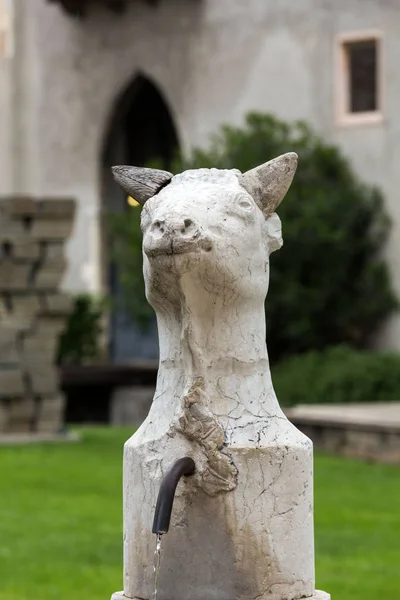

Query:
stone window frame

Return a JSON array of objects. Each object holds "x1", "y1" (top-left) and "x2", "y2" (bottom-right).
[
  {"x1": 0, "y1": 0, "x2": 14, "y2": 59},
  {"x1": 335, "y1": 30, "x2": 384, "y2": 126}
]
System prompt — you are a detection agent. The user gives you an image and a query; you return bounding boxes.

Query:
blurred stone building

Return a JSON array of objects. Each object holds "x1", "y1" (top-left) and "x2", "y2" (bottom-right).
[{"x1": 1, "y1": 0, "x2": 399, "y2": 362}]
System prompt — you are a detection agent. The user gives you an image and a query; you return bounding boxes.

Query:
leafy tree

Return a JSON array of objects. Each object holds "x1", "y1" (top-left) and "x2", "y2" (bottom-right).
[
  {"x1": 57, "y1": 294, "x2": 107, "y2": 365},
  {"x1": 108, "y1": 112, "x2": 398, "y2": 362}
]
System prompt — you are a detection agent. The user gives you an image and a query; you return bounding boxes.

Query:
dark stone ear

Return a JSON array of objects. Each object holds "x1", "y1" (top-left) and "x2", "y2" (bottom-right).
[
  {"x1": 239, "y1": 153, "x2": 298, "y2": 217},
  {"x1": 111, "y1": 166, "x2": 173, "y2": 206}
]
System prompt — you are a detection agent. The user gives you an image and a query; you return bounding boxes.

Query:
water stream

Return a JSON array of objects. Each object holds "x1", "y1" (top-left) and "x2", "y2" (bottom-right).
[{"x1": 153, "y1": 533, "x2": 163, "y2": 600}]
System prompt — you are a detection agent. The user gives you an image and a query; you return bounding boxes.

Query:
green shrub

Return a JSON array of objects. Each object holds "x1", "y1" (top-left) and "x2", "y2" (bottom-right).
[
  {"x1": 109, "y1": 112, "x2": 398, "y2": 359},
  {"x1": 272, "y1": 345, "x2": 400, "y2": 406},
  {"x1": 57, "y1": 294, "x2": 107, "y2": 365}
]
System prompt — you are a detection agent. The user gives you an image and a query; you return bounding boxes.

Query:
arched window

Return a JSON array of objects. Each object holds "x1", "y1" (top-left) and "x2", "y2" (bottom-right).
[{"x1": 101, "y1": 74, "x2": 179, "y2": 362}]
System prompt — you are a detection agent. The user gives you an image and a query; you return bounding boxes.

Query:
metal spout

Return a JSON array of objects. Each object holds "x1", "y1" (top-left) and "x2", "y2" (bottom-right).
[{"x1": 152, "y1": 457, "x2": 195, "y2": 535}]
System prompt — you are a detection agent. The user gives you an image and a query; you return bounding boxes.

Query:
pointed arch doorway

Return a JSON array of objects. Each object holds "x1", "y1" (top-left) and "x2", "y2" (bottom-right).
[{"x1": 101, "y1": 75, "x2": 179, "y2": 363}]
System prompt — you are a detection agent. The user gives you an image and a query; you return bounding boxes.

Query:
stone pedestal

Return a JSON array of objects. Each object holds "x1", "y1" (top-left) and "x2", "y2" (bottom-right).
[
  {"x1": 111, "y1": 159, "x2": 330, "y2": 600},
  {"x1": 112, "y1": 592, "x2": 331, "y2": 600},
  {"x1": 123, "y1": 405, "x2": 316, "y2": 600}
]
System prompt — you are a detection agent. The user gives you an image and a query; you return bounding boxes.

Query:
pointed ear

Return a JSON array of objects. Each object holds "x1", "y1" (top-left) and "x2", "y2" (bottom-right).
[
  {"x1": 240, "y1": 153, "x2": 298, "y2": 217},
  {"x1": 111, "y1": 166, "x2": 173, "y2": 206},
  {"x1": 265, "y1": 213, "x2": 283, "y2": 255}
]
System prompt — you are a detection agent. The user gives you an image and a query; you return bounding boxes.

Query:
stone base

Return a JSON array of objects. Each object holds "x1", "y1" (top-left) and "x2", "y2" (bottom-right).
[
  {"x1": 111, "y1": 590, "x2": 330, "y2": 600},
  {"x1": 0, "y1": 430, "x2": 80, "y2": 445},
  {"x1": 286, "y1": 402, "x2": 400, "y2": 464}
]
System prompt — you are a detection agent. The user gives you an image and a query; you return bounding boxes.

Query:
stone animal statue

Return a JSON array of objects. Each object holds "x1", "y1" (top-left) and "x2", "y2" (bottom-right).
[{"x1": 111, "y1": 155, "x2": 328, "y2": 600}]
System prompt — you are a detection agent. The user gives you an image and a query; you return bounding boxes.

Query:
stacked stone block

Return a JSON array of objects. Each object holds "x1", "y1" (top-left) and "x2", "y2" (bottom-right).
[{"x1": 0, "y1": 197, "x2": 75, "y2": 435}]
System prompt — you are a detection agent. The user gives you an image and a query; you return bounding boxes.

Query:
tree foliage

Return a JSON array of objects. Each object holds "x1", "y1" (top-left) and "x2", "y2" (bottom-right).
[{"x1": 57, "y1": 294, "x2": 107, "y2": 365}]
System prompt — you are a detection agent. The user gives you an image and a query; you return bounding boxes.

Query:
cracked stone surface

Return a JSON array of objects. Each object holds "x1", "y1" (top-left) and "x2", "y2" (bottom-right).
[
  {"x1": 112, "y1": 592, "x2": 330, "y2": 600},
  {"x1": 117, "y1": 158, "x2": 329, "y2": 600}
]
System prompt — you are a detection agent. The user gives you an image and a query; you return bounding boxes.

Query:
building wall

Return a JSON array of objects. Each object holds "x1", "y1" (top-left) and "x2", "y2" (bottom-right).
[
  {"x1": 321, "y1": 0, "x2": 400, "y2": 350},
  {"x1": 1, "y1": 0, "x2": 399, "y2": 349},
  {"x1": 0, "y1": 0, "x2": 14, "y2": 193}
]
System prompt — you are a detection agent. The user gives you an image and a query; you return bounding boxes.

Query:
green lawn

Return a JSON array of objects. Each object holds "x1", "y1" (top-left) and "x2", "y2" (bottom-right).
[{"x1": 0, "y1": 427, "x2": 399, "y2": 600}]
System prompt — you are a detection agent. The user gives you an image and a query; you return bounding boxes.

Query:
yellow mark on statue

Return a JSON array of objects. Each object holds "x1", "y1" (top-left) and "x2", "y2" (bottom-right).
[{"x1": 127, "y1": 196, "x2": 140, "y2": 207}]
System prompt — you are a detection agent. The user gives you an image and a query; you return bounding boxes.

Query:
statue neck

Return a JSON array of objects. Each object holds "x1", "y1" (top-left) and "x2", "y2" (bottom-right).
[
  {"x1": 154, "y1": 278, "x2": 281, "y2": 419},
  {"x1": 157, "y1": 297, "x2": 268, "y2": 372},
  {"x1": 158, "y1": 268, "x2": 267, "y2": 363}
]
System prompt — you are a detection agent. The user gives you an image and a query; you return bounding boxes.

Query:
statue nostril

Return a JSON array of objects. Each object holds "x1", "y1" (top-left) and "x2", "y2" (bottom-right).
[
  {"x1": 153, "y1": 220, "x2": 165, "y2": 233},
  {"x1": 152, "y1": 218, "x2": 196, "y2": 236}
]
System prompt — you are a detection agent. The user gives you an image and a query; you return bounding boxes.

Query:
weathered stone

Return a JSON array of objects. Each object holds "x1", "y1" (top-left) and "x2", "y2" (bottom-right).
[
  {"x1": 11, "y1": 240, "x2": 41, "y2": 261},
  {"x1": 0, "y1": 400, "x2": 10, "y2": 432},
  {"x1": 1, "y1": 295, "x2": 39, "y2": 329},
  {"x1": 0, "y1": 197, "x2": 37, "y2": 216},
  {"x1": 35, "y1": 316, "x2": 67, "y2": 335},
  {"x1": 33, "y1": 260, "x2": 66, "y2": 290},
  {"x1": 35, "y1": 395, "x2": 66, "y2": 433},
  {"x1": 33, "y1": 272, "x2": 64, "y2": 291},
  {"x1": 0, "y1": 296, "x2": 8, "y2": 318},
  {"x1": 21, "y1": 348, "x2": 56, "y2": 369},
  {"x1": 0, "y1": 227, "x2": 41, "y2": 261},
  {"x1": 287, "y1": 403, "x2": 400, "y2": 465},
  {"x1": 0, "y1": 315, "x2": 34, "y2": 333},
  {"x1": 11, "y1": 294, "x2": 42, "y2": 315},
  {"x1": 30, "y1": 366, "x2": 59, "y2": 395},
  {"x1": 44, "y1": 243, "x2": 65, "y2": 262},
  {"x1": 111, "y1": 592, "x2": 330, "y2": 600},
  {"x1": 0, "y1": 218, "x2": 26, "y2": 239},
  {"x1": 22, "y1": 334, "x2": 58, "y2": 355},
  {"x1": 0, "y1": 261, "x2": 31, "y2": 291},
  {"x1": 38, "y1": 394, "x2": 65, "y2": 414},
  {"x1": 36, "y1": 415, "x2": 64, "y2": 433},
  {"x1": 0, "y1": 196, "x2": 74, "y2": 435},
  {"x1": 41, "y1": 293, "x2": 74, "y2": 315},
  {"x1": 38, "y1": 198, "x2": 75, "y2": 219},
  {"x1": 0, "y1": 431, "x2": 79, "y2": 444},
  {"x1": 0, "y1": 327, "x2": 19, "y2": 364},
  {"x1": 0, "y1": 369, "x2": 25, "y2": 397},
  {"x1": 114, "y1": 161, "x2": 328, "y2": 600},
  {"x1": 30, "y1": 220, "x2": 73, "y2": 241},
  {"x1": 9, "y1": 398, "x2": 36, "y2": 422},
  {"x1": 7, "y1": 421, "x2": 32, "y2": 433}
]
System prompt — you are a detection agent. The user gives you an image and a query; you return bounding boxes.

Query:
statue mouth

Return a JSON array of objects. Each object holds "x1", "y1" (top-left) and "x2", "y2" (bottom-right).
[{"x1": 144, "y1": 237, "x2": 213, "y2": 257}]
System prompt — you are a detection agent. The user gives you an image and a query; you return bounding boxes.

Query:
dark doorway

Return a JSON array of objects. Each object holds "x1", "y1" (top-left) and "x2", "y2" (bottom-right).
[{"x1": 101, "y1": 75, "x2": 179, "y2": 363}]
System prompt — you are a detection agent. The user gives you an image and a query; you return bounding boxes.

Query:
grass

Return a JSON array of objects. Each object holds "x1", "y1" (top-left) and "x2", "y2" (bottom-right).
[
  {"x1": 0, "y1": 427, "x2": 399, "y2": 600},
  {"x1": 314, "y1": 453, "x2": 400, "y2": 598}
]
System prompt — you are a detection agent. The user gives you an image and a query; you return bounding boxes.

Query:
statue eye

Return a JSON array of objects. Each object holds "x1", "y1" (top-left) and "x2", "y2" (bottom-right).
[{"x1": 238, "y1": 199, "x2": 252, "y2": 210}]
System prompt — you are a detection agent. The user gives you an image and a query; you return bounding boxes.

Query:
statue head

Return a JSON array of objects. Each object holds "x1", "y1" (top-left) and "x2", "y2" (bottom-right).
[{"x1": 112, "y1": 154, "x2": 297, "y2": 308}]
